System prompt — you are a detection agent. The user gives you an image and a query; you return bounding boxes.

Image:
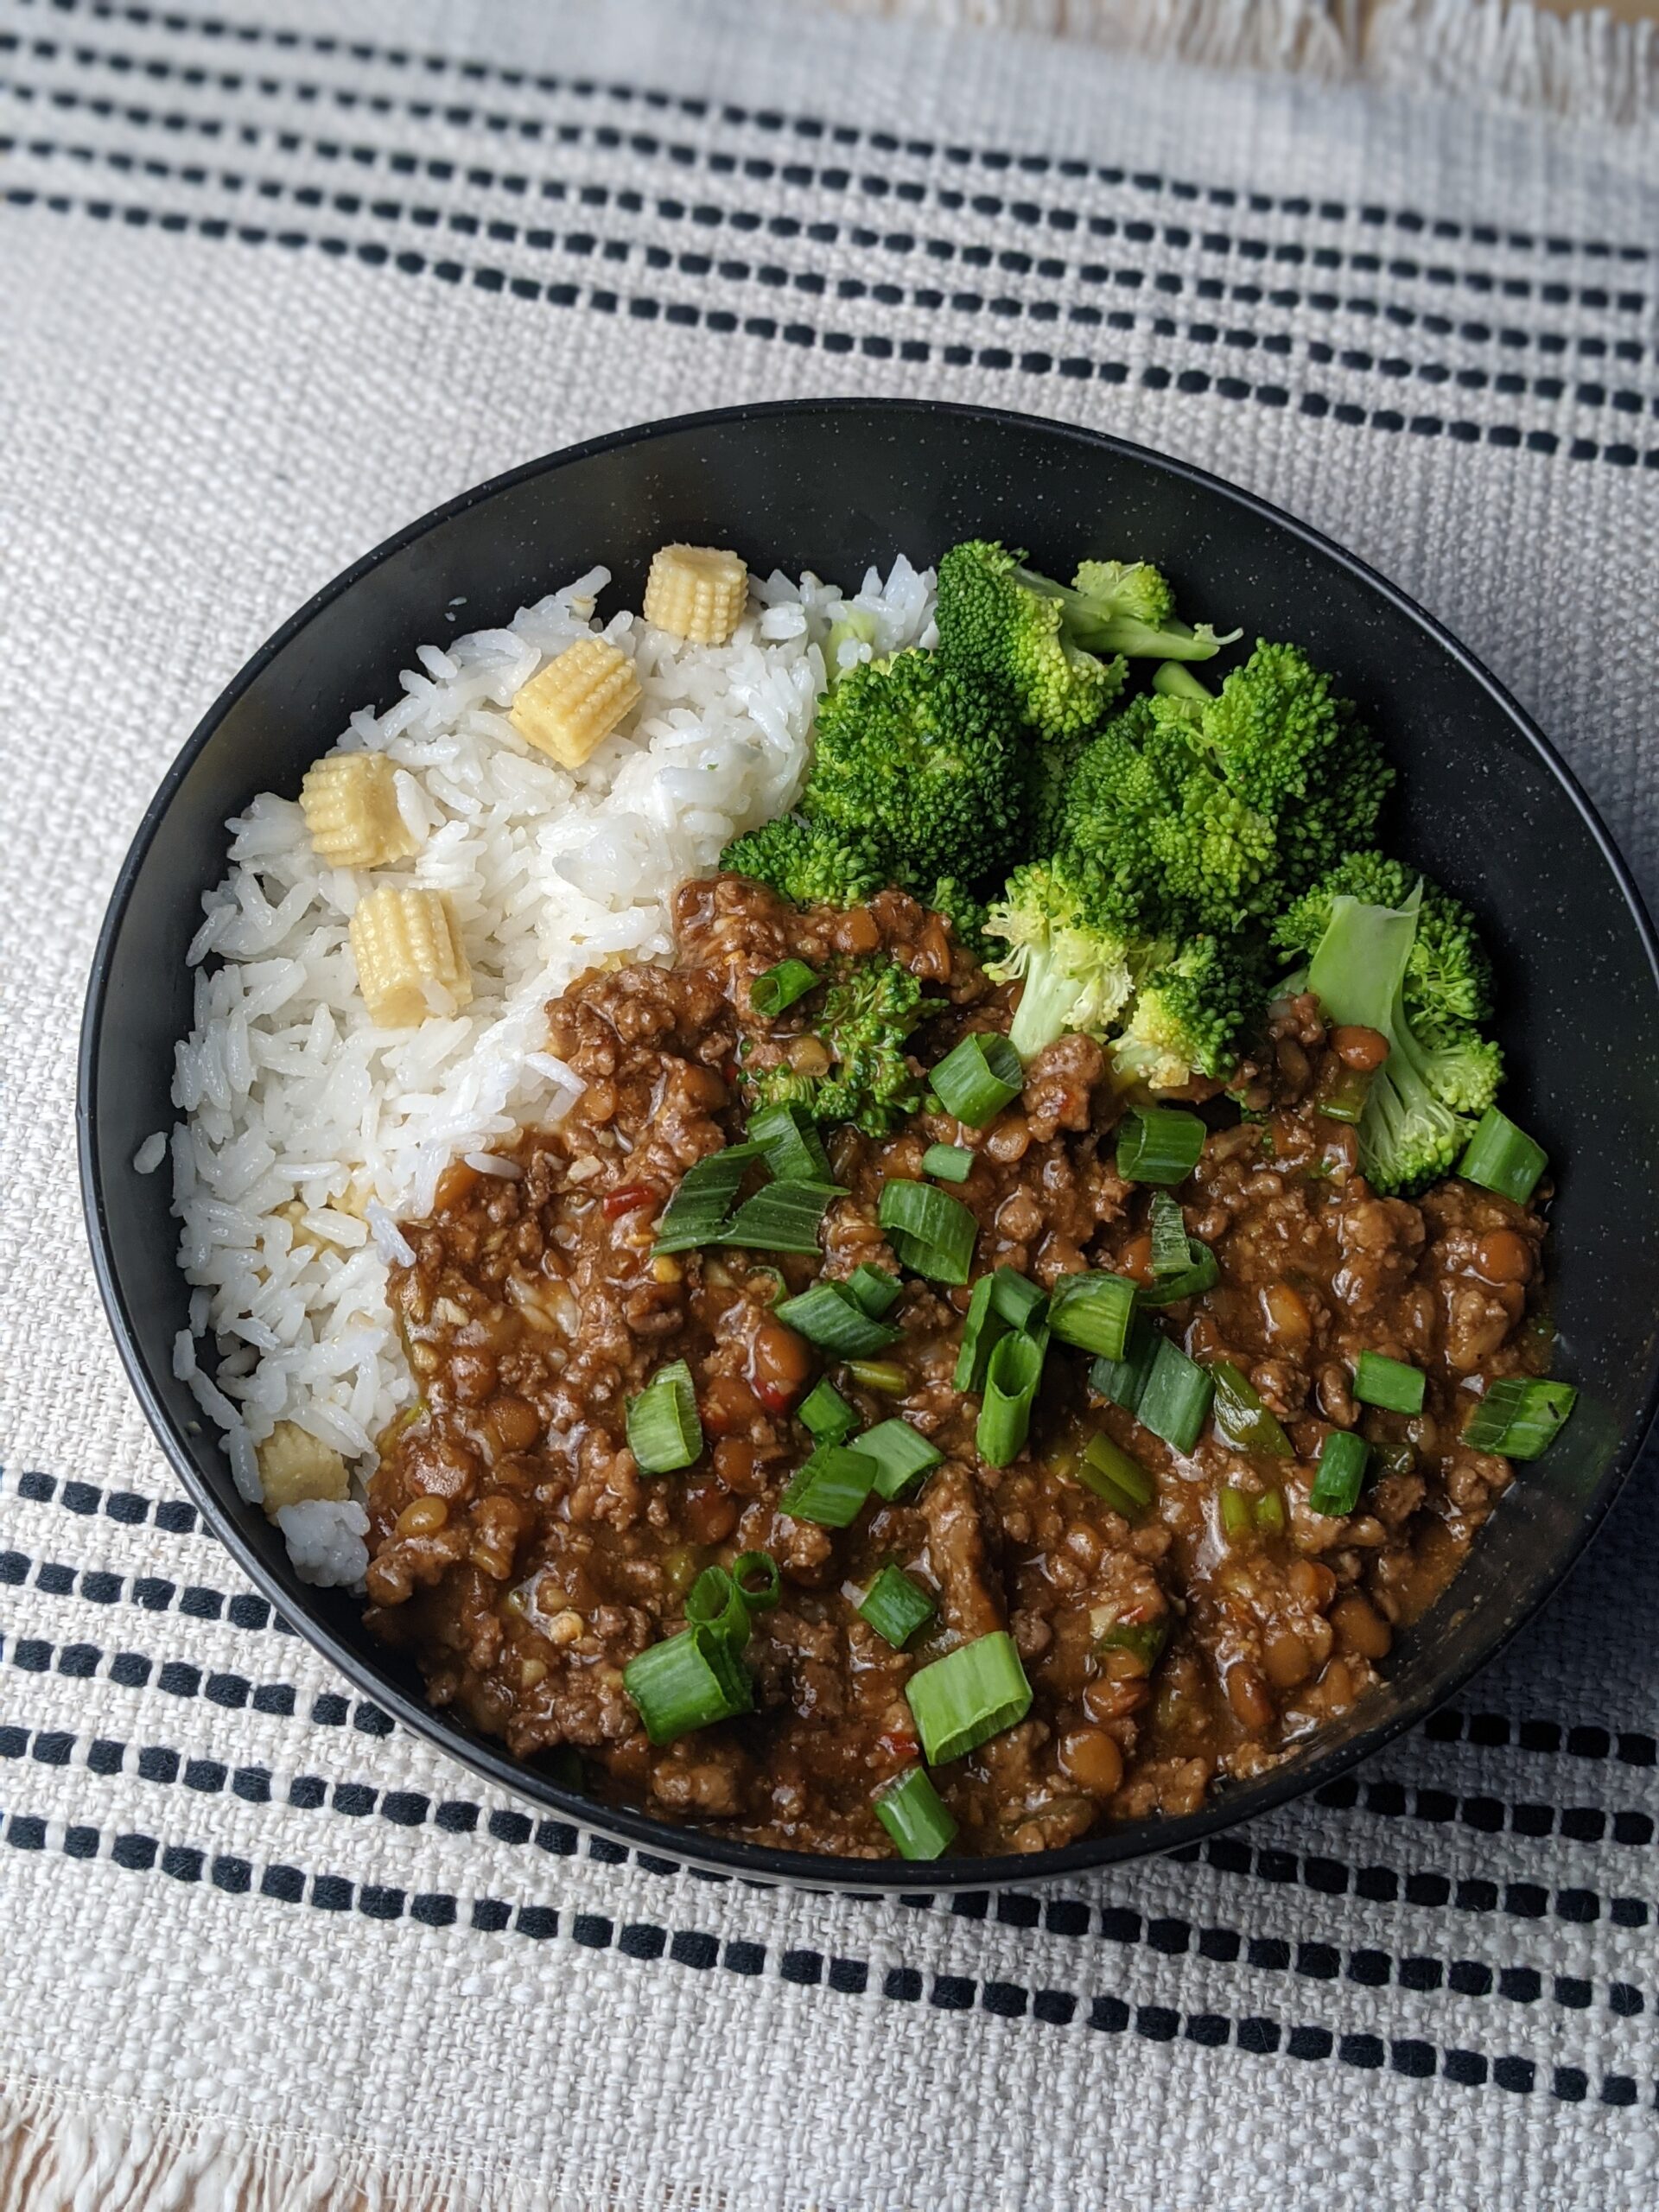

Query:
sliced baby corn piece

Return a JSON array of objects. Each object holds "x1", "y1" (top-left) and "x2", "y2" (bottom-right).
[
  {"x1": 349, "y1": 885, "x2": 473, "y2": 1027},
  {"x1": 643, "y1": 543, "x2": 749, "y2": 645},
  {"x1": 508, "y1": 636, "x2": 640, "y2": 767},
  {"x1": 299, "y1": 751, "x2": 418, "y2": 868},
  {"x1": 257, "y1": 1421, "x2": 350, "y2": 1515}
]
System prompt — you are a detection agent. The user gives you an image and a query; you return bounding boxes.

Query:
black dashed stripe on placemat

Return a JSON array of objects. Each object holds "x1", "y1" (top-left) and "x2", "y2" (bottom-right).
[
  {"x1": 3, "y1": 1462, "x2": 200, "y2": 1535},
  {"x1": 1, "y1": 1678, "x2": 1650, "y2": 1949},
  {"x1": 0, "y1": 24, "x2": 1649, "y2": 321},
  {"x1": 0, "y1": 1543, "x2": 289, "y2": 1637},
  {"x1": 1181, "y1": 1829, "x2": 1651, "y2": 1930},
  {"x1": 3, "y1": 78, "x2": 1646, "y2": 381},
  {"x1": 3, "y1": 185, "x2": 1656, "y2": 470},
  {"x1": 3, "y1": 117, "x2": 1654, "y2": 421},
  {"x1": 0, "y1": 1802, "x2": 1648, "y2": 2110},
  {"x1": 3, "y1": 1718, "x2": 1644, "y2": 2025},
  {"x1": 12, "y1": 0, "x2": 1650, "y2": 265},
  {"x1": 0, "y1": 1624, "x2": 395, "y2": 1735}
]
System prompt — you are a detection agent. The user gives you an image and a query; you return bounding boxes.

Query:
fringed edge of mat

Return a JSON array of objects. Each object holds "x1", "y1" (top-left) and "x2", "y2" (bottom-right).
[
  {"x1": 811, "y1": 0, "x2": 1351, "y2": 77},
  {"x1": 811, "y1": 0, "x2": 1659, "y2": 122},
  {"x1": 1365, "y1": 0, "x2": 1659, "y2": 127},
  {"x1": 0, "y1": 2079, "x2": 632, "y2": 2212}
]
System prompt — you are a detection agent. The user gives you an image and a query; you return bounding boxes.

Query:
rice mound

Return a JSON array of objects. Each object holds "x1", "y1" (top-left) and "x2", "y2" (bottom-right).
[{"x1": 157, "y1": 555, "x2": 938, "y2": 1585}]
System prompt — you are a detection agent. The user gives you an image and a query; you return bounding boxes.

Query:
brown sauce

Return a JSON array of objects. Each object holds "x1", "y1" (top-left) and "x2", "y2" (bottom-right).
[{"x1": 363, "y1": 877, "x2": 1547, "y2": 1858}]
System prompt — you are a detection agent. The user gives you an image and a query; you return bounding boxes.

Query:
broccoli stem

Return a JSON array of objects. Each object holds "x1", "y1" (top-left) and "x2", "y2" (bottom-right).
[
  {"x1": 1151, "y1": 662, "x2": 1214, "y2": 702},
  {"x1": 1084, "y1": 619, "x2": 1223, "y2": 662},
  {"x1": 1304, "y1": 893, "x2": 1419, "y2": 1033},
  {"x1": 1007, "y1": 952, "x2": 1092, "y2": 1060}
]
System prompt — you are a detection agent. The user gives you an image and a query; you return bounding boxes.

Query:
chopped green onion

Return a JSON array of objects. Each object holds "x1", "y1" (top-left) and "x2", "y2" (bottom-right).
[
  {"x1": 929, "y1": 1031, "x2": 1023, "y2": 1126},
  {"x1": 1210, "y1": 1359, "x2": 1293, "y2": 1458},
  {"x1": 685, "y1": 1564, "x2": 750, "y2": 1648},
  {"x1": 1090, "y1": 1313, "x2": 1159, "y2": 1414},
  {"x1": 720, "y1": 1179, "x2": 844, "y2": 1255},
  {"x1": 848, "y1": 1358, "x2": 908, "y2": 1395},
  {"x1": 906, "y1": 1630, "x2": 1033, "y2": 1766},
  {"x1": 879, "y1": 1179, "x2": 978, "y2": 1286},
  {"x1": 652, "y1": 1144, "x2": 760, "y2": 1254},
  {"x1": 1353, "y1": 1350, "x2": 1426, "y2": 1416},
  {"x1": 745, "y1": 1264, "x2": 785, "y2": 1304},
  {"x1": 857, "y1": 1562, "x2": 938, "y2": 1649},
  {"x1": 623, "y1": 1626, "x2": 752, "y2": 1745},
  {"x1": 1048, "y1": 1270, "x2": 1139, "y2": 1361},
  {"x1": 1096, "y1": 1617, "x2": 1168, "y2": 1672},
  {"x1": 976, "y1": 1328, "x2": 1046, "y2": 1467},
  {"x1": 989, "y1": 1266, "x2": 1048, "y2": 1333},
  {"x1": 1459, "y1": 1108, "x2": 1548, "y2": 1205},
  {"x1": 747, "y1": 1101, "x2": 833, "y2": 1184},
  {"x1": 1147, "y1": 1191, "x2": 1192, "y2": 1278},
  {"x1": 1219, "y1": 1484, "x2": 1253, "y2": 1538},
  {"x1": 731, "y1": 1551, "x2": 782, "y2": 1612},
  {"x1": 1116, "y1": 1108, "x2": 1205, "y2": 1186},
  {"x1": 775, "y1": 1281, "x2": 901, "y2": 1356},
  {"x1": 626, "y1": 1359, "x2": 702, "y2": 1473},
  {"x1": 846, "y1": 1263, "x2": 901, "y2": 1319},
  {"x1": 780, "y1": 1442, "x2": 879, "y2": 1528},
  {"x1": 859, "y1": 1417, "x2": 944, "y2": 1502},
  {"x1": 1135, "y1": 1338, "x2": 1215, "y2": 1456},
  {"x1": 799, "y1": 1377, "x2": 860, "y2": 1441},
  {"x1": 1075, "y1": 1431, "x2": 1156, "y2": 1519},
  {"x1": 1461, "y1": 1376, "x2": 1578, "y2": 1460},
  {"x1": 953, "y1": 1277, "x2": 1007, "y2": 1394},
  {"x1": 1136, "y1": 1239, "x2": 1220, "y2": 1309},
  {"x1": 1255, "y1": 1487, "x2": 1287, "y2": 1535},
  {"x1": 750, "y1": 957, "x2": 819, "y2": 1019},
  {"x1": 873, "y1": 1766, "x2": 958, "y2": 1860},
  {"x1": 921, "y1": 1143, "x2": 976, "y2": 1185},
  {"x1": 1309, "y1": 1428, "x2": 1370, "y2": 1517}
]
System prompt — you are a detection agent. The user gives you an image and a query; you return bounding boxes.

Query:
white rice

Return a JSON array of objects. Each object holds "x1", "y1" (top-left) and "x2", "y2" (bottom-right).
[{"x1": 169, "y1": 554, "x2": 938, "y2": 1583}]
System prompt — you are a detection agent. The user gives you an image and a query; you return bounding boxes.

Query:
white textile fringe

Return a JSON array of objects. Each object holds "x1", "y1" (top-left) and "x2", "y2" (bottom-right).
[
  {"x1": 0, "y1": 2082, "x2": 603, "y2": 2212},
  {"x1": 815, "y1": 0, "x2": 1350, "y2": 76},
  {"x1": 1366, "y1": 1, "x2": 1659, "y2": 127},
  {"x1": 811, "y1": 0, "x2": 1659, "y2": 122}
]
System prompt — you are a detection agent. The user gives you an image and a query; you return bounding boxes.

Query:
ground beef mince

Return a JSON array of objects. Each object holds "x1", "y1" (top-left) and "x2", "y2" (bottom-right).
[{"x1": 364, "y1": 879, "x2": 1549, "y2": 1859}]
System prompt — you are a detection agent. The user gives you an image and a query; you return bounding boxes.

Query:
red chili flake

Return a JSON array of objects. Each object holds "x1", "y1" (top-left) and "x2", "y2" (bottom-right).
[
  {"x1": 601, "y1": 1184, "x2": 654, "y2": 1220},
  {"x1": 876, "y1": 1725, "x2": 921, "y2": 1765},
  {"x1": 751, "y1": 1376, "x2": 797, "y2": 1416}
]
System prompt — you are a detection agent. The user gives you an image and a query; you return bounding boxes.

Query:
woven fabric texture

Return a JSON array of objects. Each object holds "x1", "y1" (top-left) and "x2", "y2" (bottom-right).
[{"x1": 1, "y1": 1, "x2": 1656, "y2": 2205}]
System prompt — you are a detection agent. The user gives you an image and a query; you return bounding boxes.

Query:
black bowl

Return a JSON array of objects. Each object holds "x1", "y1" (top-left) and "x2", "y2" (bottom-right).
[{"x1": 79, "y1": 398, "x2": 1659, "y2": 1891}]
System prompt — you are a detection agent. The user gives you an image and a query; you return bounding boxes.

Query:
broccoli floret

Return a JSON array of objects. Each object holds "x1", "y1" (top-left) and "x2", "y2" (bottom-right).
[
  {"x1": 744, "y1": 954, "x2": 927, "y2": 1137},
  {"x1": 1068, "y1": 559, "x2": 1241, "y2": 664},
  {"x1": 801, "y1": 650, "x2": 1028, "y2": 893},
  {"x1": 1110, "y1": 934, "x2": 1264, "y2": 1092},
  {"x1": 1301, "y1": 886, "x2": 1503, "y2": 1195},
  {"x1": 985, "y1": 853, "x2": 1161, "y2": 1060},
  {"x1": 936, "y1": 539, "x2": 1131, "y2": 742},
  {"x1": 720, "y1": 815, "x2": 887, "y2": 909},
  {"x1": 1060, "y1": 695, "x2": 1281, "y2": 934},
  {"x1": 1153, "y1": 645, "x2": 1394, "y2": 889},
  {"x1": 926, "y1": 875, "x2": 993, "y2": 961},
  {"x1": 1274, "y1": 851, "x2": 1497, "y2": 1050},
  {"x1": 1025, "y1": 727, "x2": 1093, "y2": 855}
]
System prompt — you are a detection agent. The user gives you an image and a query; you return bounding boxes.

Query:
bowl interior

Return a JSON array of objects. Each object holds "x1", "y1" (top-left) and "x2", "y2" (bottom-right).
[{"x1": 80, "y1": 400, "x2": 1659, "y2": 1889}]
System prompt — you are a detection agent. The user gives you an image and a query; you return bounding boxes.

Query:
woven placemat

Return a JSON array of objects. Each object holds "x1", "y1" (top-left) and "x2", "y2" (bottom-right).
[{"x1": 0, "y1": 1, "x2": 1656, "y2": 2205}]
